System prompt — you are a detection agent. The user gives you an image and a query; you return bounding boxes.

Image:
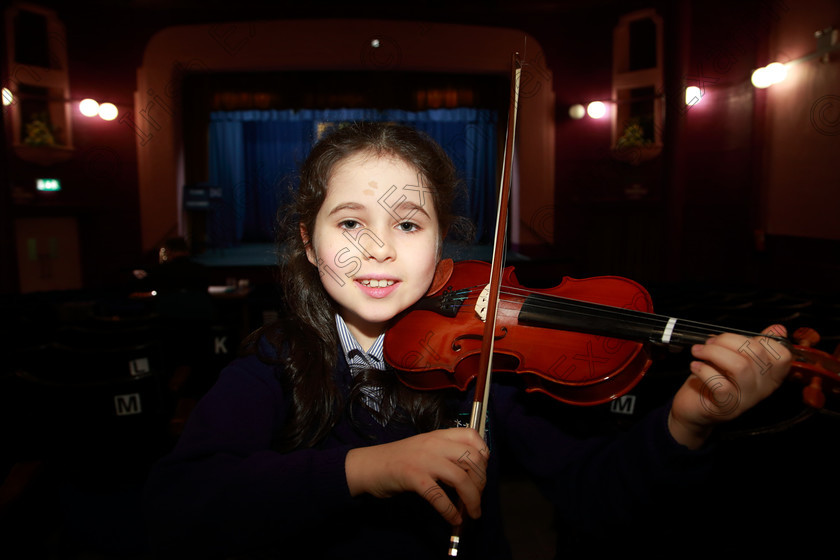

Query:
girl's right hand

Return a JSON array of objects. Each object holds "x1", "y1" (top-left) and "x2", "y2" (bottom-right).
[{"x1": 345, "y1": 427, "x2": 489, "y2": 526}]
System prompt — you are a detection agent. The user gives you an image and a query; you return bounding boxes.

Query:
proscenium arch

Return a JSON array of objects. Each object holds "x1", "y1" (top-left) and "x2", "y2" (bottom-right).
[{"x1": 133, "y1": 19, "x2": 555, "y2": 254}]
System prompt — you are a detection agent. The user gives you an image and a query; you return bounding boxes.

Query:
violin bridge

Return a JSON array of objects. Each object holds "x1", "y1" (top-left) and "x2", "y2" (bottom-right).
[{"x1": 475, "y1": 284, "x2": 490, "y2": 322}]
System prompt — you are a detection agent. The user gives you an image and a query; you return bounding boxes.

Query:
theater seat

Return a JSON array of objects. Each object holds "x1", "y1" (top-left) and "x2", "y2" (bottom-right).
[
  {"x1": 11, "y1": 337, "x2": 169, "y2": 464},
  {"x1": 3, "y1": 327, "x2": 170, "y2": 557}
]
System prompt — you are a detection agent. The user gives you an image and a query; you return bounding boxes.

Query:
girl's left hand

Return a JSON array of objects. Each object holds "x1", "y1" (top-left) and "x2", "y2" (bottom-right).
[{"x1": 668, "y1": 324, "x2": 792, "y2": 449}]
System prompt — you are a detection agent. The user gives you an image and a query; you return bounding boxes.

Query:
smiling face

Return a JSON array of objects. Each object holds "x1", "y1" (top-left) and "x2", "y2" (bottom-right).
[{"x1": 303, "y1": 151, "x2": 440, "y2": 349}]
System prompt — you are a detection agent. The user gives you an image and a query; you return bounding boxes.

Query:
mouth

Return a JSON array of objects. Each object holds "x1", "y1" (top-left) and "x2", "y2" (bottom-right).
[
  {"x1": 355, "y1": 277, "x2": 400, "y2": 298},
  {"x1": 358, "y1": 279, "x2": 396, "y2": 288}
]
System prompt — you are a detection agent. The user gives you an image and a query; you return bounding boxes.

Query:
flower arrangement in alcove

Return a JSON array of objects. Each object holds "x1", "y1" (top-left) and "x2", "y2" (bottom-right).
[
  {"x1": 615, "y1": 119, "x2": 654, "y2": 149},
  {"x1": 612, "y1": 116, "x2": 661, "y2": 166},
  {"x1": 23, "y1": 112, "x2": 58, "y2": 147}
]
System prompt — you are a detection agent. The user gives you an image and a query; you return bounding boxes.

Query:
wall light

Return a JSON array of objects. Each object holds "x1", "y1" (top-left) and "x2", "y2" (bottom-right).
[
  {"x1": 752, "y1": 26, "x2": 838, "y2": 88},
  {"x1": 2, "y1": 87, "x2": 13, "y2": 106},
  {"x1": 569, "y1": 103, "x2": 586, "y2": 119},
  {"x1": 98, "y1": 102, "x2": 118, "y2": 121},
  {"x1": 568, "y1": 101, "x2": 612, "y2": 120},
  {"x1": 587, "y1": 101, "x2": 607, "y2": 119},
  {"x1": 79, "y1": 98, "x2": 99, "y2": 116},
  {"x1": 78, "y1": 98, "x2": 119, "y2": 120},
  {"x1": 685, "y1": 86, "x2": 703, "y2": 106},
  {"x1": 751, "y1": 62, "x2": 788, "y2": 88}
]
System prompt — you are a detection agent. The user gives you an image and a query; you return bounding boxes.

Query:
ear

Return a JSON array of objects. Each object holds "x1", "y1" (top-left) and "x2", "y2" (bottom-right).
[{"x1": 300, "y1": 223, "x2": 317, "y2": 266}]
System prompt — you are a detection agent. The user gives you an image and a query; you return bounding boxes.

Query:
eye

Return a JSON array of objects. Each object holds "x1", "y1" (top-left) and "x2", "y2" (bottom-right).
[
  {"x1": 339, "y1": 219, "x2": 360, "y2": 230},
  {"x1": 397, "y1": 221, "x2": 420, "y2": 232}
]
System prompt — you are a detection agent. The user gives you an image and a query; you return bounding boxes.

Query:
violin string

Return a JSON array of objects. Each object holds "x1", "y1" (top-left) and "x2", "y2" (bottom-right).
[
  {"x1": 458, "y1": 285, "x2": 662, "y2": 326},
  {"x1": 519, "y1": 288, "x2": 784, "y2": 342},
  {"x1": 457, "y1": 286, "x2": 668, "y2": 335},
  {"x1": 509, "y1": 287, "x2": 772, "y2": 341},
  {"x1": 455, "y1": 285, "x2": 780, "y2": 345},
  {"x1": 500, "y1": 291, "x2": 677, "y2": 337}
]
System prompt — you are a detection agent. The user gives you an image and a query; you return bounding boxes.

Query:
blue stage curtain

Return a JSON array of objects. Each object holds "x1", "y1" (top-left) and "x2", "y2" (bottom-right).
[{"x1": 207, "y1": 108, "x2": 497, "y2": 248}]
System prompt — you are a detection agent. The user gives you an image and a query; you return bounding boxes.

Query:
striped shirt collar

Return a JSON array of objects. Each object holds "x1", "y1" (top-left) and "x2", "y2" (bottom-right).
[{"x1": 335, "y1": 314, "x2": 385, "y2": 372}]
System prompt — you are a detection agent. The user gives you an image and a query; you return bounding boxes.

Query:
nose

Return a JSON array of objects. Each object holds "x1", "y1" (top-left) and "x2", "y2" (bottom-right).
[
  {"x1": 366, "y1": 229, "x2": 396, "y2": 262},
  {"x1": 350, "y1": 227, "x2": 395, "y2": 262}
]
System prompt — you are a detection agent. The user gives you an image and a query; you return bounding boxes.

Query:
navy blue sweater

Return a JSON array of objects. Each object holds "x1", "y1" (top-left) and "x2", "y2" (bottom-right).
[{"x1": 144, "y1": 336, "x2": 711, "y2": 559}]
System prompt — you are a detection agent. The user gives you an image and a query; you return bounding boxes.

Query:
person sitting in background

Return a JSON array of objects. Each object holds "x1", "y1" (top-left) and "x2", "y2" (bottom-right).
[{"x1": 132, "y1": 237, "x2": 211, "y2": 298}]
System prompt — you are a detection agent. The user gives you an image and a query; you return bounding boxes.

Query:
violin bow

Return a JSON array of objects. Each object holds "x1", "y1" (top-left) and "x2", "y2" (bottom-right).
[{"x1": 448, "y1": 50, "x2": 522, "y2": 557}]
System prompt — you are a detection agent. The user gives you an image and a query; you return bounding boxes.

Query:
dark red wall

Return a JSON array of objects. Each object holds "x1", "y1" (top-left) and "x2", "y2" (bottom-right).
[{"x1": 3, "y1": 0, "x2": 837, "y2": 295}]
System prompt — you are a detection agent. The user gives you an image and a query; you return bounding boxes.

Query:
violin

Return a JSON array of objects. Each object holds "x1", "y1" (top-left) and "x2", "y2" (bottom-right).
[
  {"x1": 384, "y1": 258, "x2": 840, "y2": 409},
  {"x1": 386, "y1": 51, "x2": 840, "y2": 557}
]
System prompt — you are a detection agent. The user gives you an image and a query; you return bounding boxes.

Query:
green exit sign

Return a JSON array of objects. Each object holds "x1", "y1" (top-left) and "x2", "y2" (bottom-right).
[{"x1": 36, "y1": 178, "x2": 61, "y2": 191}]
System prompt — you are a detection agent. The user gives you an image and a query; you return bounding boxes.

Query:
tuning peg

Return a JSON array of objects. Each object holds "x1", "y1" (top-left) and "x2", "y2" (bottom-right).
[
  {"x1": 793, "y1": 327, "x2": 820, "y2": 347},
  {"x1": 802, "y1": 376, "x2": 826, "y2": 409}
]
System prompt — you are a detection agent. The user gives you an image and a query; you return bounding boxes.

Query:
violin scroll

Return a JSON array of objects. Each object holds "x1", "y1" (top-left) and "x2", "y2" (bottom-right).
[{"x1": 788, "y1": 327, "x2": 840, "y2": 410}]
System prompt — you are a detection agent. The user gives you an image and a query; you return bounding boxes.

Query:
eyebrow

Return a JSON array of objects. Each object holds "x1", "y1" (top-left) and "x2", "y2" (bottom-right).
[
  {"x1": 327, "y1": 202, "x2": 366, "y2": 217},
  {"x1": 327, "y1": 200, "x2": 432, "y2": 221},
  {"x1": 393, "y1": 200, "x2": 431, "y2": 221}
]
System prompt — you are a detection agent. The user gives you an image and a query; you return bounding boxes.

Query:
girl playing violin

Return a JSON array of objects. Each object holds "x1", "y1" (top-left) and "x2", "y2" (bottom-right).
[{"x1": 144, "y1": 122, "x2": 791, "y2": 559}]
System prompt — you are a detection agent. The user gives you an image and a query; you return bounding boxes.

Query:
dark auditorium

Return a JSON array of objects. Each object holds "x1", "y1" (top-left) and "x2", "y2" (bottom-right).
[{"x1": 1, "y1": 1, "x2": 839, "y2": 559}]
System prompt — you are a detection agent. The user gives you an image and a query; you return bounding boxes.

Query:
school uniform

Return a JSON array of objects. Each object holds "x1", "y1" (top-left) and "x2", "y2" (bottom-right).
[{"x1": 144, "y1": 320, "x2": 711, "y2": 559}]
